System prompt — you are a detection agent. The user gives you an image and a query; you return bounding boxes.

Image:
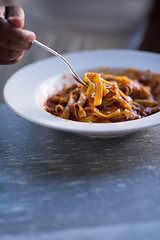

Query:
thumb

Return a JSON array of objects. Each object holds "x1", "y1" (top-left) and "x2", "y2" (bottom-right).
[{"x1": 6, "y1": 5, "x2": 25, "y2": 29}]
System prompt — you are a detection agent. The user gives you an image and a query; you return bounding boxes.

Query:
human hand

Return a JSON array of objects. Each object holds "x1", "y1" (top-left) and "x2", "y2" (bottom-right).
[{"x1": 0, "y1": 5, "x2": 36, "y2": 64}]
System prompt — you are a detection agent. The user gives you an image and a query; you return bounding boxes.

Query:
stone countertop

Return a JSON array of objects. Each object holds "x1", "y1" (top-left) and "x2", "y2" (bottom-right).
[{"x1": 0, "y1": 104, "x2": 160, "y2": 240}]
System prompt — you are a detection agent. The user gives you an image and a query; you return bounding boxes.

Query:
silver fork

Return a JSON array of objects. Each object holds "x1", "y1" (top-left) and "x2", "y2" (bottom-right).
[{"x1": 33, "y1": 40, "x2": 87, "y2": 87}]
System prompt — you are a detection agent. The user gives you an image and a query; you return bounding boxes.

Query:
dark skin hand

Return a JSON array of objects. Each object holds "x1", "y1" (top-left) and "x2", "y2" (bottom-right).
[{"x1": 0, "y1": 5, "x2": 36, "y2": 65}]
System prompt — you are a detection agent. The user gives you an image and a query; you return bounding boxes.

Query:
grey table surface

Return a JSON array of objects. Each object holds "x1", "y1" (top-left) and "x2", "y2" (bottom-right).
[{"x1": 0, "y1": 103, "x2": 160, "y2": 240}]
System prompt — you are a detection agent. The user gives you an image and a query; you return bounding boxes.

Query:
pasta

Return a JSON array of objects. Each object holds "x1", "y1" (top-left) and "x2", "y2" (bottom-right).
[{"x1": 44, "y1": 68, "x2": 160, "y2": 123}]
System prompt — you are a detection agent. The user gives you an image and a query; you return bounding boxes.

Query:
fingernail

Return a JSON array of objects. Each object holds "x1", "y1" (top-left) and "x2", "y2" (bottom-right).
[
  {"x1": 8, "y1": 17, "x2": 23, "y2": 28},
  {"x1": 8, "y1": 16, "x2": 15, "y2": 20},
  {"x1": 28, "y1": 33, "x2": 36, "y2": 43}
]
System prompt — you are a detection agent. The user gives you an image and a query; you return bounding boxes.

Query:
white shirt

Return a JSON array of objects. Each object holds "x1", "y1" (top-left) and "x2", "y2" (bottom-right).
[{"x1": 4, "y1": 0, "x2": 155, "y2": 51}]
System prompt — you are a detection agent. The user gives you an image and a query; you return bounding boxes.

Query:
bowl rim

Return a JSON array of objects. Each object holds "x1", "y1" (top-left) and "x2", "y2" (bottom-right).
[{"x1": 3, "y1": 49, "x2": 160, "y2": 136}]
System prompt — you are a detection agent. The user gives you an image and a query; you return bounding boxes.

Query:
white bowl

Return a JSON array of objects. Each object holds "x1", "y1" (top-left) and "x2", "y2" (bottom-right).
[{"x1": 3, "y1": 49, "x2": 160, "y2": 137}]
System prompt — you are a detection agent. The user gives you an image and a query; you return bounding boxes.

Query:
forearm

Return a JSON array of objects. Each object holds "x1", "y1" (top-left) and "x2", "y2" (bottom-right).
[{"x1": 139, "y1": 0, "x2": 160, "y2": 53}]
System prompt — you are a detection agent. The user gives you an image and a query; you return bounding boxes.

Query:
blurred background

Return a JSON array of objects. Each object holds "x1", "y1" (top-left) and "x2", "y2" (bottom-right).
[{"x1": 0, "y1": 0, "x2": 159, "y2": 103}]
